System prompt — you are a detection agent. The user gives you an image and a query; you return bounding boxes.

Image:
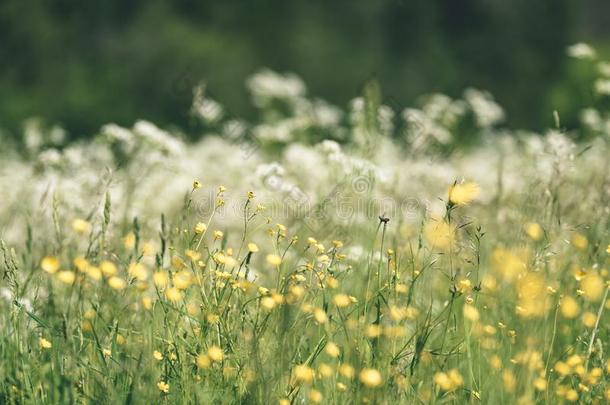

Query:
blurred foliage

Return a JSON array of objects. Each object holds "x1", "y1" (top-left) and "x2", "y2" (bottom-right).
[{"x1": 0, "y1": 0, "x2": 608, "y2": 140}]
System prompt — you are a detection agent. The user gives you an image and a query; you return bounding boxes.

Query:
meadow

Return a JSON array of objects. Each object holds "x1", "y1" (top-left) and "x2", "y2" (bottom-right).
[{"x1": 0, "y1": 44, "x2": 609, "y2": 404}]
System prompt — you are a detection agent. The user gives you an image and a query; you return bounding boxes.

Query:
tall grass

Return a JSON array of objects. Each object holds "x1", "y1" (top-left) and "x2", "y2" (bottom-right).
[{"x1": 1, "y1": 43, "x2": 610, "y2": 404}]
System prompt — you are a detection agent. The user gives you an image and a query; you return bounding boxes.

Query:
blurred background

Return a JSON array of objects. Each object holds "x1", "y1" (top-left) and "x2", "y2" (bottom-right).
[{"x1": 1, "y1": 0, "x2": 609, "y2": 141}]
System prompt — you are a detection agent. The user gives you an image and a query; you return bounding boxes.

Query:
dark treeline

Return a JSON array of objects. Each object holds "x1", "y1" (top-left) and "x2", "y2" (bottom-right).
[{"x1": 0, "y1": 0, "x2": 608, "y2": 140}]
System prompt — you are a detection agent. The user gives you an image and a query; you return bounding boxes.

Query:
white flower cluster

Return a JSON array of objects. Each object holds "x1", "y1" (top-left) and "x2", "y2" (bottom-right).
[
  {"x1": 191, "y1": 84, "x2": 224, "y2": 124},
  {"x1": 402, "y1": 89, "x2": 503, "y2": 150},
  {"x1": 0, "y1": 46, "x2": 607, "y2": 246},
  {"x1": 463, "y1": 88, "x2": 505, "y2": 128},
  {"x1": 567, "y1": 43, "x2": 596, "y2": 59},
  {"x1": 246, "y1": 69, "x2": 306, "y2": 107}
]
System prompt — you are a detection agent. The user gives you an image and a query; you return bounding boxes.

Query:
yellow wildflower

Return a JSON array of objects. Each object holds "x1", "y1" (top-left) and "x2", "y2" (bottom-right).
[
  {"x1": 100, "y1": 261, "x2": 118, "y2": 276},
  {"x1": 165, "y1": 287, "x2": 183, "y2": 302},
  {"x1": 325, "y1": 342, "x2": 340, "y2": 358},
  {"x1": 309, "y1": 389, "x2": 323, "y2": 403},
  {"x1": 71, "y1": 218, "x2": 91, "y2": 234},
  {"x1": 39, "y1": 337, "x2": 52, "y2": 349},
  {"x1": 560, "y1": 296, "x2": 580, "y2": 319},
  {"x1": 157, "y1": 381, "x2": 169, "y2": 393},
  {"x1": 108, "y1": 276, "x2": 126, "y2": 290},
  {"x1": 194, "y1": 222, "x2": 207, "y2": 234},
  {"x1": 293, "y1": 364, "x2": 315, "y2": 384},
  {"x1": 423, "y1": 219, "x2": 456, "y2": 251},
  {"x1": 448, "y1": 181, "x2": 480, "y2": 205},
  {"x1": 580, "y1": 273, "x2": 605, "y2": 302},
  {"x1": 207, "y1": 346, "x2": 224, "y2": 362},
  {"x1": 41, "y1": 256, "x2": 60, "y2": 274},
  {"x1": 524, "y1": 222, "x2": 543, "y2": 241},
  {"x1": 463, "y1": 304, "x2": 480, "y2": 322},
  {"x1": 123, "y1": 233, "x2": 135, "y2": 250},
  {"x1": 153, "y1": 271, "x2": 169, "y2": 288},
  {"x1": 266, "y1": 254, "x2": 282, "y2": 266},
  {"x1": 571, "y1": 233, "x2": 588, "y2": 250},
  {"x1": 57, "y1": 271, "x2": 76, "y2": 284},
  {"x1": 359, "y1": 368, "x2": 383, "y2": 388},
  {"x1": 333, "y1": 294, "x2": 351, "y2": 308},
  {"x1": 196, "y1": 353, "x2": 211, "y2": 369}
]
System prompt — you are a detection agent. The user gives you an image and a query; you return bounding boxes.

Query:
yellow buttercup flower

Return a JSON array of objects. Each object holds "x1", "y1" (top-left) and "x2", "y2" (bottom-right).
[
  {"x1": 292, "y1": 364, "x2": 315, "y2": 384},
  {"x1": 165, "y1": 287, "x2": 183, "y2": 302},
  {"x1": 318, "y1": 363, "x2": 333, "y2": 378},
  {"x1": 153, "y1": 271, "x2": 169, "y2": 288},
  {"x1": 338, "y1": 363, "x2": 355, "y2": 379},
  {"x1": 141, "y1": 242, "x2": 155, "y2": 256},
  {"x1": 325, "y1": 342, "x2": 340, "y2": 358},
  {"x1": 463, "y1": 304, "x2": 480, "y2": 322},
  {"x1": 100, "y1": 261, "x2": 118, "y2": 276},
  {"x1": 524, "y1": 222, "x2": 543, "y2": 241},
  {"x1": 571, "y1": 233, "x2": 588, "y2": 250},
  {"x1": 424, "y1": 219, "x2": 456, "y2": 251},
  {"x1": 173, "y1": 271, "x2": 192, "y2": 290},
  {"x1": 515, "y1": 272, "x2": 547, "y2": 318},
  {"x1": 39, "y1": 337, "x2": 52, "y2": 349},
  {"x1": 71, "y1": 218, "x2": 92, "y2": 234},
  {"x1": 185, "y1": 249, "x2": 201, "y2": 261},
  {"x1": 561, "y1": 296, "x2": 580, "y2": 319},
  {"x1": 57, "y1": 271, "x2": 76, "y2": 284},
  {"x1": 261, "y1": 296, "x2": 275, "y2": 310},
  {"x1": 86, "y1": 266, "x2": 102, "y2": 280},
  {"x1": 128, "y1": 262, "x2": 148, "y2": 281},
  {"x1": 580, "y1": 273, "x2": 605, "y2": 302},
  {"x1": 194, "y1": 222, "x2": 207, "y2": 234},
  {"x1": 448, "y1": 181, "x2": 480, "y2": 205},
  {"x1": 313, "y1": 308, "x2": 327, "y2": 324},
  {"x1": 207, "y1": 346, "x2": 224, "y2": 362},
  {"x1": 309, "y1": 389, "x2": 323, "y2": 403},
  {"x1": 142, "y1": 297, "x2": 153, "y2": 310},
  {"x1": 41, "y1": 256, "x2": 60, "y2": 274},
  {"x1": 123, "y1": 233, "x2": 135, "y2": 250},
  {"x1": 73, "y1": 256, "x2": 89, "y2": 272},
  {"x1": 196, "y1": 353, "x2": 211, "y2": 369},
  {"x1": 359, "y1": 368, "x2": 383, "y2": 388},
  {"x1": 434, "y1": 369, "x2": 463, "y2": 391},
  {"x1": 157, "y1": 381, "x2": 169, "y2": 393},
  {"x1": 333, "y1": 294, "x2": 351, "y2": 308},
  {"x1": 365, "y1": 324, "x2": 382, "y2": 338},
  {"x1": 108, "y1": 276, "x2": 127, "y2": 290},
  {"x1": 582, "y1": 311, "x2": 597, "y2": 328},
  {"x1": 266, "y1": 254, "x2": 282, "y2": 266},
  {"x1": 533, "y1": 377, "x2": 547, "y2": 391}
]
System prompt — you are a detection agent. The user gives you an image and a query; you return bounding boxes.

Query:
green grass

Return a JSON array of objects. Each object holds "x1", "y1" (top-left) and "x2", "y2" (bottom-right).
[
  {"x1": 1, "y1": 49, "x2": 610, "y2": 403},
  {"x1": 1, "y1": 173, "x2": 609, "y2": 404}
]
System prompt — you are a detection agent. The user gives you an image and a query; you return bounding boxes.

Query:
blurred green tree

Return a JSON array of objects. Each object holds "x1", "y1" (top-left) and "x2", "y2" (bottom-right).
[{"x1": 0, "y1": 0, "x2": 602, "y2": 140}]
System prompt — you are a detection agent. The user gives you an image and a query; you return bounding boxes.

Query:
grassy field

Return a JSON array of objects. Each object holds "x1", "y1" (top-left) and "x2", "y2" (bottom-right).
[{"x1": 1, "y1": 48, "x2": 610, "y2": 404}]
